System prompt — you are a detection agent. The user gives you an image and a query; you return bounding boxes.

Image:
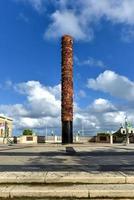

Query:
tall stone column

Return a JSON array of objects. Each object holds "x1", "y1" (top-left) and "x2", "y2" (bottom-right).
[{"x1": 61, "y1": 35, "x2": 73, "y2": 144}]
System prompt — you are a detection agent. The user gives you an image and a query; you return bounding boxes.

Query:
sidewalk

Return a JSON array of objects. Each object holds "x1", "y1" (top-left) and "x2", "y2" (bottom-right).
[{"x1": 0, "y1": 143, "x2": 134, "y2": 172}]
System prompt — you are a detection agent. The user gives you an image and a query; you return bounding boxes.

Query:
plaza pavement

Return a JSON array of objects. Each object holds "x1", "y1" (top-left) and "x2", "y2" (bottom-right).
[
  {"x1": 0, "y1": 143, "x2": 134, "y2": 172},
  {"x1": 0, "y1": 143, "x2": 134, "y2": 199}
]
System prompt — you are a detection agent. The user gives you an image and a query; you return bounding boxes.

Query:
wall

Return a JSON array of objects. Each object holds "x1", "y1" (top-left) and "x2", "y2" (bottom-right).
[
  {"x1": 96, "y1": 135, "x2": 110, "y2": 143},
  {"x1": 0, "y1": 137, "x2": 14, "y2": 144},
  {"x1": 19, "y1": 135, "x2": 37, "y2": 144}
]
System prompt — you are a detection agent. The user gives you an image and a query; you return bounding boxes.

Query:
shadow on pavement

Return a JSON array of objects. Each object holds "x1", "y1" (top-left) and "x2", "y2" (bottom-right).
[
  {"x1": 0, "y1": 147, "x2": 134, "y2": 172},
  {"x1": 0, "y1": 150, "x2": 134, "y2": 156},
  {"x1": 0, "y1": 164, "x2": 134, "y2": 172}
]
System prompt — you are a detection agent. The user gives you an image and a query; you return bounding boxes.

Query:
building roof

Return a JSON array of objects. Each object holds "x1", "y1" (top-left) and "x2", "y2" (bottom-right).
[{"x1": 0, "y1": 115, "x2": 13, "y2": 121}]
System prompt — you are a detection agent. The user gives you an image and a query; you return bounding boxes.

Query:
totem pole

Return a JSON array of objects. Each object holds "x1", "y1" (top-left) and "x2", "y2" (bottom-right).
[{"x1": 61, "y1": 35, "x2": 73, "y2": 144}]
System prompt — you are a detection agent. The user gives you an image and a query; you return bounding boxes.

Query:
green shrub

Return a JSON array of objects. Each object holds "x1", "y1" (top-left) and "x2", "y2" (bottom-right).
[{"x1": 22, "y1": 129, "x2": 33, "y2": 136}]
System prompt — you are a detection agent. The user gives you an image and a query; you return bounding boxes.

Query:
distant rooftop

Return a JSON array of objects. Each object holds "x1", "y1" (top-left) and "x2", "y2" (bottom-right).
[{"x1": 0, "y1": 115, "x2": 13, "y2": 121}]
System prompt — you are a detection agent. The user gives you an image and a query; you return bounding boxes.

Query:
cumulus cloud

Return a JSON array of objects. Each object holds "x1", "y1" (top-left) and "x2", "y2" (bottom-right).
[
  {"x1": 87, "y1": 70, "x2": 134, "y2": 101},
  {"x1": 0, "y1": 79, "x2": 134, "y2": 135},
  {"x1": 0, "y1": 104, "x2": 28, "y2": 117},
  {"x1": 0, "y1": 81, "x2": 61, "y2": 131},
  {"x1": 73, "y1": 98, "x2": 126, "y2": 134},
  {"x1": 45, "y1": 0, "x2": 134, "y2": 41},
  {"x1": 15, "y1": 81, "x2": 61, "y2": 118},
  {"x1": 44, "y1": 11, "x2": 91, "y2": 41},
  {"x1": 16, "y1": 0, "x2": 134, "y2": 41},
  {"x1": 15, "y1": 116, "x2": 61, "y2": 130},
  {"x1": 90, "y1": 98, "x2": 117, "y2": 113},
  {"x1": 104, "y1": 111, "x2": 125, "y2": 125},
  {"x1": 74, "y1": 112, "x2": 99, "y2": 131}
]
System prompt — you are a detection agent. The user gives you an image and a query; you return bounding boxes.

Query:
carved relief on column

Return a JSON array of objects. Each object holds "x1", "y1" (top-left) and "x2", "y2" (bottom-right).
[{"x1": 61, "y1": 35, "x2": 73, "y2": 122}]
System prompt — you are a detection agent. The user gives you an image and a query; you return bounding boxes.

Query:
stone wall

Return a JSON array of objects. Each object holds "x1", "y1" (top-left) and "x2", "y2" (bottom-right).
[{"x1": 19, "y1": 135, "x2": 37, "y2": 144}]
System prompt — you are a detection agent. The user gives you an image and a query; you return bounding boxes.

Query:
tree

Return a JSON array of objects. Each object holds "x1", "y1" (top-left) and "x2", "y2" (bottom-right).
[{"x1": 22, "y1": 129, "x2": 33, "y2": 136}]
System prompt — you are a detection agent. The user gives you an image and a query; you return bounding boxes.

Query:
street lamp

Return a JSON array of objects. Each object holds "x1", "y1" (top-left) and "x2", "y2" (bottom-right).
[
  {"x1": 125, "y1": 116, "x2": 129, "y2": 145},
  {"x1": 81, "y1": 120, "x2": 84, "y2": 136},
  {"x1": 51, "y1": 130, "x2": 54, "y2": 136},
  {"x1": 77, "y1": 130, "x2": 80, "y2": 136}
]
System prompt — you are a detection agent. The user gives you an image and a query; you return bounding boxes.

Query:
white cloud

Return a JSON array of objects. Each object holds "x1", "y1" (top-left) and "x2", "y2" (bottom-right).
[
  {"x1": 44, "y1": 10, "x2": 91, "y2": 41},
  {"x1": 0, "y1": 81, "x2": 61, "y2": 130},
  {"x1": 45, "y1": 0, "x2": 134, "y2": 41},
  {"x1": 90, "y1": 98, "x2": 117, "y2": 113},
  {"x1": 104, "y1": 111, "x2": 125, "y2": 125},
  {"x1": 15, "y1": 116, "x2": 60, "y2": 129},
  {"x1": 1, "y1": 79, "x2": 134, "y2": 134},
  {"x1": 79, "y1": 0, "x2": 134, "y2": 25},
  {"x1": 16, "y1": 0, "x2": 134, "y2": 41},
  {"x1": 73, "y1": 98, "x2": 124, "y2": 133},
  {"x1": 15, "y1": 81, "x2": 61, "y2": 118},
  {"x1": 87, "y1": 70, "x2": 134, "y2": 101},
  {"x1": 0, "y1": 104, "x2": 28, "y2": 117},
  {"x1": 74, "y1": 112, "x2": 99, "y2": 130},
  {"x1": 75, "y1": 56, "x2": 106, "y2": 68}
]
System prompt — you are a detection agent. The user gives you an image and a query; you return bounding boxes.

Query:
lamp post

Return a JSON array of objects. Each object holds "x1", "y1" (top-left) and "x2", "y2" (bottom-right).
[
  {"x1": 45, "y1": 124, "x2": 47, "y2": 140},
  {"x1": 82, "y1": 120, "x2": 84, "y2": 137},
  {"x1": 125, "y1": 116, "x2": 129, "y2": 145}
]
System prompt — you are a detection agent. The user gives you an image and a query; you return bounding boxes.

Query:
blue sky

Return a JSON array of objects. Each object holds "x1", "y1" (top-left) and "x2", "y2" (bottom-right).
[{"x1": 1, "y1": 0, "x2": 134, "y2": 136}]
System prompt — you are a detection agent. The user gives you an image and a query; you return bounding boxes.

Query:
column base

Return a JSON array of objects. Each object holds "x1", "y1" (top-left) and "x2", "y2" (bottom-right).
[{"x1": 62, "y1": 121, "x2": 73, "y2": 144}]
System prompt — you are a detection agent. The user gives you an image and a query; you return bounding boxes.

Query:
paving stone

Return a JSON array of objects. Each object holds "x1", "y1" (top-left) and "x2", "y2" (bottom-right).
[
  {"x1": 45, "y1": 171, "x2": 125, "y2": 184},
  {"x1": 10, "y1": 185, "x2": 88, "y2": 198},
  {"x1": 0, "y1": 172, "x2": 46, "y2": 183},
  {"x1": 1, "y1": 184, "x2": 134, "y2": 198},
  {"x1": 0, "y1": 185, "x2": 14, "y2": 198}
]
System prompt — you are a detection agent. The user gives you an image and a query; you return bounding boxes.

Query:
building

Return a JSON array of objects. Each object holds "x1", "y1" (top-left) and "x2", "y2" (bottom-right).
[
  {"x1": 120, "y1": 127, "x2": 134, "y2": 135},
  {"x1": 0, "y1": 116, "x2": 13, "y2": 138},
  {"x1": 96, "y1": 133, "x2": 110, "y2": 143}
]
